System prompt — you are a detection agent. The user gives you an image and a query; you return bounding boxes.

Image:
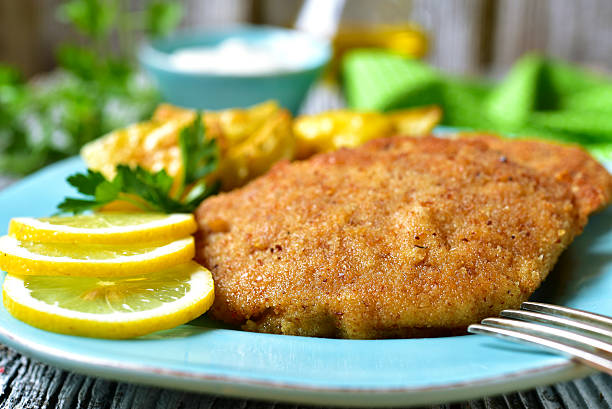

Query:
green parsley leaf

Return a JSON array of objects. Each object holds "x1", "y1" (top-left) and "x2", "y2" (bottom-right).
[
  {"x1": 58, "y1": 114, "x2": 219, "y2": 214},
  {"x1": 66, "y1": 169, "x2": 106, "y2": 195},
  {"x1": 183, "y1": 179, "x2": 221, "y2": 209},
  {"x1": 177, "y1": 112, "x2": 220, "y2": 203},
  {"x1": 145, "y1": 1, "x2": 184, "y2": 38},
  {"x1": 57, "y1": 0, "x2": 117, "y2": 40},
  {"x1": 93, "y1": 179, "x2": 121, "y2": 203},
  {"x1": 179, "y1": 113, "x2": 219, "y2": 186}
]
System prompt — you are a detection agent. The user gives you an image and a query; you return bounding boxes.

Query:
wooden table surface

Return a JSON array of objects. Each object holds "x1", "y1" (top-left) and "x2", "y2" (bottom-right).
[
  {"x1": 0, "y1": 342, "x2": 608, "y2": 409},
  {"x1": 0, "y1": 86, "x2": 611, "y2": 408}
]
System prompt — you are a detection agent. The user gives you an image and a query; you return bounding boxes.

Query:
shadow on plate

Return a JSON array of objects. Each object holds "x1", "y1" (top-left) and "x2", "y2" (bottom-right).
[
  {"x1": 137, "y1": 316, "x2": 237, "y2": 340},
  {"x1": 531, "y1": 207, "x2": 612, "y2": 305},
  {"x1": 483, "y1": 207, "x2": 612, "y2": 355}
]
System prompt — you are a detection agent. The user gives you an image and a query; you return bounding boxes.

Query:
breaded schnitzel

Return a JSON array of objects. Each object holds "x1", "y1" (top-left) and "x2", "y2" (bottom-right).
[
  {"x1": 457, "y1": 134, "x2": 612, "y2": 220},
  {"x1": 195, "y1": 135, "x2": 612, "y2": 339}
]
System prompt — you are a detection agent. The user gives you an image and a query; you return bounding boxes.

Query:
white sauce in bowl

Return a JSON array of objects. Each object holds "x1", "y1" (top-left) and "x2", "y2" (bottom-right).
[{"x1": 169, "y1": 36, "x2": 317, "y2": 75}]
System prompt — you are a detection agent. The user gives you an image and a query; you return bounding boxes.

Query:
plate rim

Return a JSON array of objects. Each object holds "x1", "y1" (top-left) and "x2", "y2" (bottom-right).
[
  {"x1": 0, "y1": 152, "x2": 607, "y2": 407},
  {"x1": 0, "y1": 319, "x2": 595, "y2": 407}
]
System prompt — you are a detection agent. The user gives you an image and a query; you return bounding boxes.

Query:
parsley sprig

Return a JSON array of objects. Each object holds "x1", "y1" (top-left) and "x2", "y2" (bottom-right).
[{"x1": 58, "y1": 114, "x2": 219, "y2": 214}]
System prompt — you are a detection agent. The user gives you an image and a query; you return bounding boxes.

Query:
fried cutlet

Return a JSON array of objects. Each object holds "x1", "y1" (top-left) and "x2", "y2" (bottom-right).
[
  {"x1": 472, "y1": 135, "x2": 612, "y2": 219},
  {"x1": 195, "y1": 135, "x2": 612, "y2": 339}
]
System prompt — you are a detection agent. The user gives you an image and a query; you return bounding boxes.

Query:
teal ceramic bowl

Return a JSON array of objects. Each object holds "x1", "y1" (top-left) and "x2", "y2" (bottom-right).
[{"x1": 138, "y1": 25, "x2": 331, "y2": 114}]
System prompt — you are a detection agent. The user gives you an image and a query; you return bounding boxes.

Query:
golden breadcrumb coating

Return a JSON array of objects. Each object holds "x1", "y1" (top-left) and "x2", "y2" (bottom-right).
[
  {"x1": 470, "y1": 135, "x2": 612, "y2": 219},
  {"x1": 195, "y1": 135, "x2": 612, "y2": 339}
]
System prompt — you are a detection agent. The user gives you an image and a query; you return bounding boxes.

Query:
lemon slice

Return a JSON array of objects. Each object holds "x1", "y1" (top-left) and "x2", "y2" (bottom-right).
[
  {"x1": 9, "y1": 213, "x2": 197, "y2": 244},
  {"x1": 0, "y1": 235, "x2": 195, "y2": 277},
  {"x1": 2, "y1": 261, "x2": 214, "y2": 338}
]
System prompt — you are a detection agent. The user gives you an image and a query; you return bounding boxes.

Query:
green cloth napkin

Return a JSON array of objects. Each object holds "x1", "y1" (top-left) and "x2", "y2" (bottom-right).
[{"x1": 342, "y1": 50, "x2": 612, "y2": 160}]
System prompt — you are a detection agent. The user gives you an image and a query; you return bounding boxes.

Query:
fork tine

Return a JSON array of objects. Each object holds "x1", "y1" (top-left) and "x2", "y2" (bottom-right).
[
  {"x1": 480, "y1": 318, "x2": 612, "y2": 355},
  {"x1": 522, "y1": 302, "x2": 612, "y2": 330},
  {"x1": 468, "y1": 323, "x2": 612, "y2": 375},
  {"x1": 500, "y1": 309, "x2": 612, "y2": 340}
]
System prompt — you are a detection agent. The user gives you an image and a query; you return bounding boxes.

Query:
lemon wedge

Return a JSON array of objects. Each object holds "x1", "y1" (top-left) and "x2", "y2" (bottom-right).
[
  {"x1": 0, "y1": 235, "x2": 195, "y2": 277},
  {"x1": 9, "y1": 213, "x2": 197, "y2": 244},
  {"x1": 2, "y1": 261, "x2": 214, "y2": 338}
]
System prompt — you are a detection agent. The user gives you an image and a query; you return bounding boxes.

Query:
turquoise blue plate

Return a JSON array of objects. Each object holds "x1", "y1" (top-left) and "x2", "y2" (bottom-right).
[{"x1": 0, "y1": 155, "x2": 610, "y2": 407}]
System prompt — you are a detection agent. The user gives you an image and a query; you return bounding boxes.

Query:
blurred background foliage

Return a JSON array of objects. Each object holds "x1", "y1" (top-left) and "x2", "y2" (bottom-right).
[
  {"x1": 1, "y1": 0, "x2": 612, "y2": 175},
  {"x1": 0, "y1": 0, "x2": 183, "y2": 175}
]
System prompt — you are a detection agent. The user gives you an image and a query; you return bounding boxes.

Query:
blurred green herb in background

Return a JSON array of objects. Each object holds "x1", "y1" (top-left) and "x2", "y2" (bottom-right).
[
  {"x1": 343, "y1": 51, "x2": 612, "y2": 161},
  {"x1": 0, "y1": 0, "x2": 183, "y2": 176}
]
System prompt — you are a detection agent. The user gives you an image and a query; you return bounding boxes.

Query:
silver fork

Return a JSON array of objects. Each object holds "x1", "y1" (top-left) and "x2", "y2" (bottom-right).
[{"x1": 467, "y1": 302, "x2": 612, "y2": 375}]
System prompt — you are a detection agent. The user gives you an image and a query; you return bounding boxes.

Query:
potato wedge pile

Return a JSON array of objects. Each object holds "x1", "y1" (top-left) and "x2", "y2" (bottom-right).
[
  {"x1": 82, "y1": 101, "x2": 441, "y2": 193},
  {"x1": 82, "y1": 101, "x2": 294, "y2": 191},
  {"x1": 293, "y1": 105, "x2": 441, "y2": 159}
]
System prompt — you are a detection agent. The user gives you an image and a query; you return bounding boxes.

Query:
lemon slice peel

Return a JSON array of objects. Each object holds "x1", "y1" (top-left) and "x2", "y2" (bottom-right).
[
  {"x1": 9, "y1": 213, "x2": 197, "y2": 244},
  {"x1": 0, "y1": 235, "x2": 195, "y2": 277},
  {"x1": 2, "y1": 262, "x2": 214, "y2": 338}
]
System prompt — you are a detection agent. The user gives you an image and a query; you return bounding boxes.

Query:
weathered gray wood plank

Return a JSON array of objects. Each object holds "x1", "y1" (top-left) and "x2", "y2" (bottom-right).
[
  {"x1": 517, "y1": 389, "x2": 543, "y2": 409},
  {"x1": 40, "y1": 368, "x2": 65, "y2": 409},
  {"x1": 492, "y1": 0, "x2": 612, "y2": 71},
  {"x1": 554, "y1": 381, "x2": 587, "y2": 408},
  {"x1": 0, "y1": 346, "x2": 606, "y2": 409},
  {"x1": 86, "y1": 378, "x2": 116, "y2": 409},
  {"x1": 591, "y1": 373, "x2": 612, "y2": 407},
  {"x1": 127, "y1": 385, "x2": 163, "y2": 409},
  {"x1": 411, "y1": 0, "x2": 486, "y2": 74},
  {"x1": 537, "y1": 384, "x2": 564, "y2": 409},
  {"x1": 76, "y1": 377, "x2": 95, "y2": 409},
  {"x1": 573, "y1": 376, "x2": 609, "y2": 408},
  {"x1": 56, "y1": 373, "x2": 86, "y2": 409}
]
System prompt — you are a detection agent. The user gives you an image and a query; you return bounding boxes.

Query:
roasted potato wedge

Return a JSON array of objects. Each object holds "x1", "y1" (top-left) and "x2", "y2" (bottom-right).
[
  {"x1": 82, "y1": 102, "x2": 441, "y2": 202},
  {"x1": 219, "y1": 109, "x2": 294, "y2": 190},
  {"x1": 82, "y1": 101, "x2": 295, "y2": 192},
  {"x1": 293, "y1": 105, "x2": 441, "y2": 159},
  {"x1": 387, "y1": 105, "x2": 442, "y2": 135},
  {"x1": 293, "y1": 111, "x2": 392, "y2": 159},
  {"x1": 81, "y1": 120, "x2": 183, "y2": 181}
]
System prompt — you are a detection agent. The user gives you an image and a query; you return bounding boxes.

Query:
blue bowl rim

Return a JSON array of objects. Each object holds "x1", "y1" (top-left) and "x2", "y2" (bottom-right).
[{"x1": 138, "y1": 24, "x2": 332, "y2": 79}]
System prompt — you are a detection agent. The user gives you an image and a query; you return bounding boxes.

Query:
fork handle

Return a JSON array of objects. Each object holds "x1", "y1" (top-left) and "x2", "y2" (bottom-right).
[{"x1": 468, "y1": 324, "x2": 612, "y2": 376}]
